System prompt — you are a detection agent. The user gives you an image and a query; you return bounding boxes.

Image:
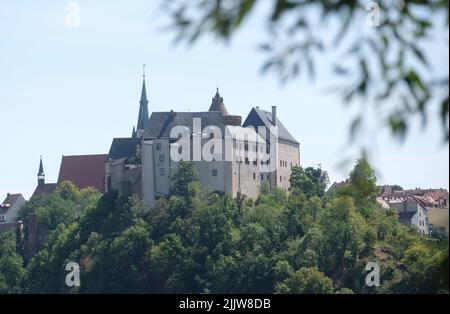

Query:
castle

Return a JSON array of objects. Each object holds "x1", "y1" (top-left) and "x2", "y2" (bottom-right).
[{"x1": 106, "y1": 74, "x2": 300, "y2": 207}]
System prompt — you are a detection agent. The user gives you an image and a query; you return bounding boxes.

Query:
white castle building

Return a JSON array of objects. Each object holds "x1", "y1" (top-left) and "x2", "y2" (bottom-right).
[{"x1": 106, "y1": 75, "x2": 300, "y2": 207}]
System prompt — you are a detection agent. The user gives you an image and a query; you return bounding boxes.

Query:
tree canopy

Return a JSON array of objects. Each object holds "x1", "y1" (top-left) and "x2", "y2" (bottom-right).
[{"x1": 0, "y1": 165, "x2": 447, "y2": 294}]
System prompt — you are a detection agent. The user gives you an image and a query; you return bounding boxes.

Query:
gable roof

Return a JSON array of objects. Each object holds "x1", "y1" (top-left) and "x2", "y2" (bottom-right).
[
  {"x1": 242, "y1": 107, "x2": 299, "y2": 145},
  {"x1": 1, "y1": 193, "x2": 21, "y2": 207},
  {"x1": 57, "y1": 154, "x2": 107, "y2": 192},
  {"x1": 31, "y1": 183, "x2": 57, "y2": 198},
  {"x1": 108, "y1": 138, "x2": 141, "y2": 160},
  {"x1": 0, "y1": 194, "x2": 24, "y2": 212},
  {"x1": 143, "y1": 111, "x2": 228, "y2": 139}
]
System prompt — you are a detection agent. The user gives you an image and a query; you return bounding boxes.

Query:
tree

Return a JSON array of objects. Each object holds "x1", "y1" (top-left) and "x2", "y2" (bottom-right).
[
  {"x1": 11, "y1": 161, "x2": 448, "y2": 294},
  {"x1": 350, "y1": 158, "x2": 379, "y2": 209},
  {"x1": 170, "y1": 161, "x2": 199, "y2": 197},
  {"x1": 161, "y1": 0, "x2": 449, "y2": 143},
  {"x1": 290, "y1": 166, "x2": 329, "y2": 198},
  {"x1": 320, "y1": 196, "x2": 368, "y2": 277},
  {"x1": 0, "y1": 231, "x2": 24, "y2": 293},
  {"x1": 275, "y1": 266, "x2": 334, "y2": 294}
]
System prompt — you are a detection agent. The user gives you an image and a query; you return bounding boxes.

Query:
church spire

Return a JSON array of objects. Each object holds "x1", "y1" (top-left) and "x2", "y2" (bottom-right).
[
  {"x1": 137, "y1": 64, "x2": 149, "y2": 132},
  {"x1": 37, "y1": 156, "x2": 45, "y2": 188}
]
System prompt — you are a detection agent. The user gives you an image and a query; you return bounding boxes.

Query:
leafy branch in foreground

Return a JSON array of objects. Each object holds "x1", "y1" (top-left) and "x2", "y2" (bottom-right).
[{"x1": 160, "y1": 0, "x2": 449, "y2": 143}]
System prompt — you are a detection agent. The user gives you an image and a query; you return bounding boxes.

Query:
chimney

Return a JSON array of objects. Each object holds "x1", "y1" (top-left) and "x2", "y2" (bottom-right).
[{"x1": 271, "y1": 106, "x2": 277, "y2": 126}]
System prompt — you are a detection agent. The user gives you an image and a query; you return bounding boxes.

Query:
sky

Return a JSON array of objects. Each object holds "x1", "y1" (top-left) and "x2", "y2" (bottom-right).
[{"x1": 0, "y1": 0, "x2": 448, "y2": 200}]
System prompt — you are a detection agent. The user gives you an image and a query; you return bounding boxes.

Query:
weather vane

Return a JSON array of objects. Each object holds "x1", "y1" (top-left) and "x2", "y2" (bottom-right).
[{"x1": 143, "y1": 64, "x2": 146, "y2": 78}]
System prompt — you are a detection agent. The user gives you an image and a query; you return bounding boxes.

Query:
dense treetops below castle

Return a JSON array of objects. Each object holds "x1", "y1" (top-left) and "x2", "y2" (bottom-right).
[{"x1": 0, "y1": 159, "x2": 447, "y2": 294}]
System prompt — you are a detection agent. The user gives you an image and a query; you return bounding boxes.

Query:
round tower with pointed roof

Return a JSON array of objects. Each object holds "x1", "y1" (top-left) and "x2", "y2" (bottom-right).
[{"x1": 209, "y1": 88, "x2": 229, "y2": 115}]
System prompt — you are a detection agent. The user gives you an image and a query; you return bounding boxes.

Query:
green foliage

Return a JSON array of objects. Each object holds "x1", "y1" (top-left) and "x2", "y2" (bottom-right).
[
  {"x1": 350, "y1": 159, "x2": 379, "y2": 209},
  {"x1": 19, "y1": 181, "x2": 101, "y2": 232},
  {"x1": 275, "y1": 267, "x2": 334, "y2": 294},
  {"x1": 0, "y1": 232, "x2": 24, "y2": 293},
  {"x1": 289, "y1": 166, "x2": 329, "y2": 198},
  {"x1": 170, "y1": 161, "x2": 199, "y2": 197},
  {"x1": 4, "y1": 162, "x2": 448, "y2": 294}
]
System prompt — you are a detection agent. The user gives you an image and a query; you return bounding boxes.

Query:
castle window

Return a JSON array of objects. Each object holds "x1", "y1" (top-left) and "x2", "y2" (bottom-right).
[
  {"x1": 260, "y1": 174, "x2": 264, "y2": 180},
  {"x1": 210, "y1": 133, "x2": 215, "y2": 139},
  {"x1": 245, "y1": 158, "x2": 249, "y2": 165},
  {"x1": 159, "y1": 154, "x2": 165, "y2": 162},
  {"x1": 178, "y1": 146, "x2": 182, "y2": 154},
  {"x1": 212, "y1": 169, "x2": 218, "y2": 177},
  {"x1": 159, "y1": 168, "x2": 165, "y2": 176},
  {"x1": 266, "y1": 147, "x2": 270, "y2": 154},
  {"x1": 156, "y1": 143, "x2": 161, "y2": 151},
  {"x1": 244, "y1": 143, "x2": 249, "y2": 151},
  {"x1": 253, "y1": 159, "x2": 257, "y2": 166},
  {"x1": 280, "y1": 176, "x2": 282, "y2": 182},
  {"x1": 253, "y1": 173, "x2": 256, "y2": 180}
]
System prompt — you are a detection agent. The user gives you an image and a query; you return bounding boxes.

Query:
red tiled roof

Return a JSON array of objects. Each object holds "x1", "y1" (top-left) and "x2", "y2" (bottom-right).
[{"x1": 57, "y1": 154, "x2": 107, "y2": 192}]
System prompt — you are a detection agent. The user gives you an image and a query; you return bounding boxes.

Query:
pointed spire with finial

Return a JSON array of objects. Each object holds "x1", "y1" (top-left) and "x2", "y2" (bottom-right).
[
  {"x1": 38, "y1": 156, "x2": 44, "y2": 176},
  {"x1": 137, "y1": 64, "x2": 149, "y2": 132},
  {"x1": 37, "y1": 156, "x2": 45, "y2": 187},
  {"x1": 209, "y1": 87, "x2": 229, "y2": 115}
]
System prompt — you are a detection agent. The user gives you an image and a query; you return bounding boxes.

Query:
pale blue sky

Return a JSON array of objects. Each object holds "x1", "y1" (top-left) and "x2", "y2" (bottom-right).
[{"x1": 0, "y1": 0, "x2": 448, "y2": 199}]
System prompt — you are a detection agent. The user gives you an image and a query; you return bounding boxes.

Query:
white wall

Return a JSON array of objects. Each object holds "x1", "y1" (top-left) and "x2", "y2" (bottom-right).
[{"x1": 0, "y1": 194, "x2": 26, "y2": 224}]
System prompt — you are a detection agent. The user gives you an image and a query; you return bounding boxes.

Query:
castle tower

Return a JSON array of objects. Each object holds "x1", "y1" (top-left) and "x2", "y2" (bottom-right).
[{"x1": 209, "y1": 88, "x2": 229, "y2": 115}]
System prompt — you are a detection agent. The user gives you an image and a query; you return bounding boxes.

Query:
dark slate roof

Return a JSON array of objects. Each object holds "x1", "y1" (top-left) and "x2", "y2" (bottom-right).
[
  {"x1": 108, "y1": 138, "x2": 141, "y2": 160},
  {"x1": 137, "y1": 78, "x2": 149, "y2": 130},
  {"x1": 143, "y1": 111, "x2": 227, "y2": 139},
  {"x1": 398, "y1": 211, "x2": 416, "y2": 221},
  {"x1": 1, "y1": 194, "x2": 23, "y2": 213},
  {"x1": 38, "y1": 157, "x2": 44, "y2": 175},
  {"x1": 1, "y1": 193, "x2": 21, "y2": 207},
  {"x1": 32, "y1": 183, "x2": 57, "y2": 198},
  {"x1": 57, "y1": 154, "x2": 107, "y2": 192},
  {"x1": 242, "y1": 108, "x2": 299, "y2": 144}
]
